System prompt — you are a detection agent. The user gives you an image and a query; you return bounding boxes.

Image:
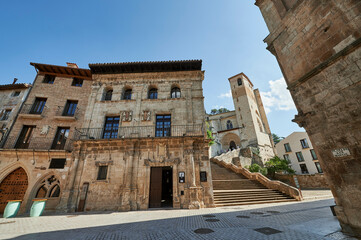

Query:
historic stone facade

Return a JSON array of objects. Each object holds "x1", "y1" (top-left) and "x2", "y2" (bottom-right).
[
  {"x1": 208, "y1": 73, "x2": 275, "y2": 164},
  {"x1": 255, "y1": 0, "x2": 361, "y2": 236},
  {"x1": 0, "y1": 81, "x2": 31, "y2": 144},
  {"x1": 61, "y1": 60, "x2": 214, "y2": 211},
  {"x1": 0, "y1": 62, "x2": 92, "y2": 214}
]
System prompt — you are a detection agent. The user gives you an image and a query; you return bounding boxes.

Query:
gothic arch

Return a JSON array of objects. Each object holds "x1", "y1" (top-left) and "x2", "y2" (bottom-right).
[{"x1": 220, "y1": 132, "x2": 241, "y2": 151}]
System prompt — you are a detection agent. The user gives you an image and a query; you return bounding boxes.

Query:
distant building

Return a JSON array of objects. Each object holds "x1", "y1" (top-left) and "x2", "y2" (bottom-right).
[
  {"x1": 276, "y1": 132, "x2": 323, "y2": 175},
  {"x1": 208, "y1": 73, "x2": 275, "y2": 163},
  {"x1": 0, "y1": 80, "x2": 31, "y2": 145}
]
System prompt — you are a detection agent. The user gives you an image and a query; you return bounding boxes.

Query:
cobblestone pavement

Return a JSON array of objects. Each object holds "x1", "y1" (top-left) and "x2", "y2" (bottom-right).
[{"x1": 0, "y1": 198, "x2": 357, "y2": 240}]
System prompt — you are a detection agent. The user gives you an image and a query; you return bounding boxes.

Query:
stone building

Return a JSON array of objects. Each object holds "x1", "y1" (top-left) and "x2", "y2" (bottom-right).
[
  {"x1": 276, "y1": 132, "x2": 323, "y2": 175},
  {"x1": 0, "y1": 81, "x2": 31, "y2": 144},
  {"x1": 208, "y1": 73, "x2": 275, "y2": 163},
  {"x1": 0, "y1": 62, "x2": 92, "y2": 213},
  {"x1": 255, "y1": 0, "x2": 361, "y2": 236},
  {"x1": 60, "y1": 60, "x2": 214, "y2": 212}
]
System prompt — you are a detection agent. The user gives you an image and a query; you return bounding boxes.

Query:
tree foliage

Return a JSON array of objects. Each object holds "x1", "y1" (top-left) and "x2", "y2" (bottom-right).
[
  {"x1": 209, "y1": 108, "x2": 230, "y2": 115},
  {"x1": 272, "y1": 133, "x2": 284, "y2": 144},
  {"x1": 248, "y1": 163, "x2": 268, "y2": 176},
  {"x1": 264, "y1": 156, "x2": 295, "y2": 178},
  {"x1": 205, "y1": 122, "x2": 215, "y2": 146}
]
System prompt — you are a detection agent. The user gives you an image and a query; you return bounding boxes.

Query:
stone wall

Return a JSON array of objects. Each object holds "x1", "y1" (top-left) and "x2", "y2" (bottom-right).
[
  {"x1": 256, "y1": 0, "x2": 361, "y2": 236},
  {"x1": 275, "y1": 173, "x2": 329, "y2": 189}
]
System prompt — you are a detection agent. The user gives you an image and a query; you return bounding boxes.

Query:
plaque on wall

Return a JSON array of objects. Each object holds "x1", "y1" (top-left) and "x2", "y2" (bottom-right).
[{"x1": 200, "y1": 171, "x2": 207, "y2": 182}]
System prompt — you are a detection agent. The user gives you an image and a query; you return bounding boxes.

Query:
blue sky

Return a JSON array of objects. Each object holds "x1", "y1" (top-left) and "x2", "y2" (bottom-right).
[{"x1": 0, "y1": 0, "x2": 303, "y2": 137}]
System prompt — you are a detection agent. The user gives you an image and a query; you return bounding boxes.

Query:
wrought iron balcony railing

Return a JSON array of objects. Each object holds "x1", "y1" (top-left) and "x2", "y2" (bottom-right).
[
  {"x1": 73, "y1": 124, "x2": 204, "y2": 140},
  {"x1": 19, "y1": 104, "x2": 48, "y2": 117},
  {"x1": 55, "y1": 105, "x2": 80, "y2": 119},
  {"x1": 3, "y1": 136, "x2": 73, "y2": 151}
]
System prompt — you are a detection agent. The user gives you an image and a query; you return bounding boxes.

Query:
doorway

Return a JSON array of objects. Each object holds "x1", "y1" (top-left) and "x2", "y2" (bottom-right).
[{"x1": 149, "y1": 167, "x2": 173, "y2": 208}]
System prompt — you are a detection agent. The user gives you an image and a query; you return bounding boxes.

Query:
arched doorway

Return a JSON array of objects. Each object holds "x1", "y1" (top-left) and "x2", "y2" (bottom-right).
[
  {"x1": 229, "y1": 141, "x2": 236, "y2": 150},
  {"x1": 0, "y1": 167, "x2": 28, "y2": 213}
]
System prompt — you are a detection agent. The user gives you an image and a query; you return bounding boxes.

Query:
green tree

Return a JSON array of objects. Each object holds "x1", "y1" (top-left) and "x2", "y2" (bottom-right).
[
  {"x1": 272, "y1": 133, "x2": 284, "y2": 144},
  {"x1": 264, "y1": 156, "x2": 295, "y2": 178},
  {"x1": 209, "y1": 108, "x2": 231, "y2": 115},
  {"x1": 205, "y1": 122, "x2": 215, "y2": 146},
  {"x1": 247, "y1": 163, "x2": 268, "y2": 176}
]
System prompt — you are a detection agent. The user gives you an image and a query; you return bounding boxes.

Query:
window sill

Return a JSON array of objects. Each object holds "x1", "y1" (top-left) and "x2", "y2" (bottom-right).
[
  {"x1": 54, "y1": 116, "x2": 76, "y2": 121},
  {"x1": 93, "y1": 179, "x2": 109, "y2": 183},
  {"x1": 98, "y1": 99, "x2": 136, "y2": 103},
  {"x1": 18, "y1": 113, "x2": 43, "y2": 119}
]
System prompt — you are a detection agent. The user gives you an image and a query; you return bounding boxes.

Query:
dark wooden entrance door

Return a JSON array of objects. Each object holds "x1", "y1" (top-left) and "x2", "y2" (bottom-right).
[
  {"x1": 0, "y1": 168, "x2": 28, "y2": 213},
  {"x1": 149, "y1": 167, "x2": 173, "y2": 208}
]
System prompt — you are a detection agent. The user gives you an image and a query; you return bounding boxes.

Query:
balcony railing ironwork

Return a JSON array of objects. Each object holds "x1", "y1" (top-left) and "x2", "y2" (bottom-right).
[
  {"x1": 19, "y1": 104, "x2": 48, "y2": 117},
  {"x1": 55, "y1": 105, "x2": 80, "y2": 118},
  {"x1": 73, "y1": 124, "x2": 204, "y2": 140},
  {"x1": 3, "y1": 136, "x2": 73, "y2": 151}
]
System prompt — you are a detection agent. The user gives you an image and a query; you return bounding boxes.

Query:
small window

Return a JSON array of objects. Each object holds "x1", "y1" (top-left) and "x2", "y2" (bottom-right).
[
  {"x1": 0, "y1": 109, "x2": 12, "y2": 121},
  {"x1": 171, "y1": 87, "x2": 181, "y2": 98},
  {"x1": 15, "y1": 125, "x2": 35, "y2": 149},
  {"x1": 51, "y1": 127, "x2": 70, "y2": 150},
  {"x1": 72, "y1": 78, "x2": 83, "y2": 87},
  {"x1": 237, "y1": 78, "x2": 242, "y2": 86},
  {"x1": 49, "y1": 184, "x2": 60, "y2": 197},
  {"x1": 97, "y1": 166, "x2": 108, "y2": 180},
  {"x1": 63, "y1": 100, "x2": 78, "y2": 116},
  {"x1": 35, "y1": 185, "x2": 47, "y2": 198},
  {"x1": 296, "y1": 152, "x2": 305, "y2": 162},
  {"x1": 310, "y1": 149, "x2": 318, "y2": 160},
  {"x1": 123, "y1": 89, "x2": 132, "y2": 100},
  {"x1": 43, "y1": 75, "x2": 55, "y2": 84},
  {"x1": 283, "y1": 154, "x2": 290, "y2": 162},
  {"x1": 226, "y1": 120, "x2": 233, "y2": 130},
  {"x1": 315, "y1": 162, "x2": 323, "y2": 173},
  {"x1": 148, "y1": 88, "x2": 158, "y2": 99},
  {"x1": 284, "y1": 143, "x2": 291, "y2": 152},
  {"x1": 49, "y1": 158, "x2": 66, "y2": 169},
  {"x1": 30, "y1": 98, "x2": 47, "y2": 114},
  {"x1": 300, "y1": 138, "x2": 309, "y2": 148},
  {"x1": 104, "y1": 90, "x2": 113, "y2": 101},
  {"x1": 12, "y1": 91, "x2": 20, "y2": 97},
  {"x1": 299, "y1": 164, "x2": 309, "y2": 174}
]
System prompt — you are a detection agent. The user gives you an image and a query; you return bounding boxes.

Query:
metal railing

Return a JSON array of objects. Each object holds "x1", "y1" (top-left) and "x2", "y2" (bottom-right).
[
  {"x1": 19, "y1": 104, "x2": 48, "y2": 117},
  {"x1": 73, "y1": 124, "x2": 204, "y2": 140},
  {"x1": 55, "y1": 105, "x2": 80, "y2": 118},
  {"x1": 3, "y1": 136, "x2": 73, "y2": 151}
]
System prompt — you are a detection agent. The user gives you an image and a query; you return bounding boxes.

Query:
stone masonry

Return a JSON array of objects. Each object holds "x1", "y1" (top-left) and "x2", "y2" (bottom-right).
[{"x1": 255, "y1": 0, "x2": 361, "y2": 236}]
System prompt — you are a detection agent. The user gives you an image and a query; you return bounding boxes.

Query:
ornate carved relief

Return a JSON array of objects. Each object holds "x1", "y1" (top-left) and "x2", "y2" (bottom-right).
[
  {"x1": 141, "y1": 110, "x2": 151, "y2": 121},
  {"x1": 121, "y1": 111, "x2": 133, "y2": 122}
]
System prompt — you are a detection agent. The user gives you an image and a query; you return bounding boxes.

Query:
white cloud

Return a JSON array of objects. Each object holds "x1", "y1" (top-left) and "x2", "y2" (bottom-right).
[
  {"x1": 260, "y1": 77, "x2": 296, "y2": 114},
  {"x1": 218, "y1": 90, "x2": 232, "y2": 98}
]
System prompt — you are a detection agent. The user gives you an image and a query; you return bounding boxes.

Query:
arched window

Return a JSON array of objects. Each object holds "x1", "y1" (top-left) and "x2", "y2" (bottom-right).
[
  {"x1": 35, "y1": 185, "x2": 47, "y2": 198},
  {"x1": 49, "y1": 184, "x2": 60, "y2": 198},
  {"x1": 226, "y1": 120, "x2": 233, "y2": 130},
  {"x1": 104, "y1": 89, "x2": 113, "y2": 101},
  {"x1": 171, "y1": 87, "x2": 181, "y2": 98},
  {"x1": 148, "y1": 88, "x2": 158, "y2": 99},
  {"x1": 237, "y1": 78, "x2": 242, "y2": 86},
  {"x1": 123, "y1": 89, "x2": 132, "y2": 100}
]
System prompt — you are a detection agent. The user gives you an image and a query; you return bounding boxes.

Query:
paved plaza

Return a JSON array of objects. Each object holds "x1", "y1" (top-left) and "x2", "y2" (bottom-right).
[{"x1": 0, "y1": 193, "x2": 357, "y2": 240}]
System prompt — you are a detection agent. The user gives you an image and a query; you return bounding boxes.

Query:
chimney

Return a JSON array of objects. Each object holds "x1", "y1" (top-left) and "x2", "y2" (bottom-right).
[
  {"x1": 13, "y1": 78, "x2": 18, "y2": 84},
  {"x1": 66, "y1": 62, "x2": 79, "y2": 68}
]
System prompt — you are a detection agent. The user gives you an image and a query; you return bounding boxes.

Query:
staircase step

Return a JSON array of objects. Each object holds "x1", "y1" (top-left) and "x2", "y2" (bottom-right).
[
  {"x1": 215, "y1": 199, "x2": 297, "y2": 207},
  {"x1": 214, "y1": 193, "x2": 288, "y2": 199},
  {"x1": 214, "y1": 195, "x2": 290, "y2": 202}
]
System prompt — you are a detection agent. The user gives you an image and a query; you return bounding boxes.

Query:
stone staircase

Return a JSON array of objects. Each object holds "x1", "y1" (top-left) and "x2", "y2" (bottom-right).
[{"x1": 211, "y1": 161, "x2": 297, "y2": 207}]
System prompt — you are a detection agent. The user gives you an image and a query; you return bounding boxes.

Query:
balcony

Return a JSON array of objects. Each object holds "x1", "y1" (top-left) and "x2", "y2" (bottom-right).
[
  {"x1": 18, "y1": 104, "x2": 48, "y2": 119},
  {"x1": 3, "y1": 136, "x2": 73, "y2": 151},
  {"x1": 54, "y1": 105, "x2": 79, "y2": 121},
  {"x1": 73, "y1": 124, "x2": 204, "y2": 140}
]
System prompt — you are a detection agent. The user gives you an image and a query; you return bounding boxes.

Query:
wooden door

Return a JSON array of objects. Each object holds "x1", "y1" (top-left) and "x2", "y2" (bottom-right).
[
  {"x1": 77, "y1": 182, "x2": 89, "y2": 212},
  {"x1": 0, "y1": 168, "x2": 28, "y2": 213},
  {"x1": 149, "y1": 167, "x2": 162, "y2": 208}
]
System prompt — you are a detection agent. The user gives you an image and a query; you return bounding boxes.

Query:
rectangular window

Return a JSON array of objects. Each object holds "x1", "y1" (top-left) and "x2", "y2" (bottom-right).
[
  {"x1": 310, "y1": 149, "x2": 318, "y2": 160},
  {"x1": 155, "y1": 115, "x2": 171, "y2": 137},
  {"x1": 296, "y1": 152, "x2": 305, "y2": 162},
  {"x1": 315, "y1": 162, "x2": 323, "y2": 173},
  {"x1": 30, "y1": 98, "x2": 47, "y2": 114},
  {"x1": 300, "y1": 138, "x2": 309, "y2": 148},
  {"x1": 49, "y1": 158, "x2": 66, "y2": 169},
  {"x1": 63, "y1": 100, "x2": 78, "y2": 116},
  {"x1": 283, "y1": 154, "x2": 290, "y2": 162},
  {"x1": 299, "y1": 163, "x2": 309, "y2": 174},
  {"x1": 103, "y1": 116, "x2": 120, "y2": 139},
  {"x1": 97, "y1": 166, "x2": 108, "y2": 180},
  {"x1": 51, "y1": 127, "x2": 70, "y2": 150},
  {"x1": 1, "y1": 109, "x2": 12, "y2": 121},
  {"x1": 72, "y1": 78, "x2": 83, "y2": 87},
  {"x1": 284, "y1": 143, "x2": 291, "y2": 152},
  {"x1": 15, "y1": 125, "x2": 35, "y2": 149},
  {"x1": 43, "y1": 75, "x2": 55, "y2": 84},
  {"x1": 12, "y1": 91, "x2": 20, "y2": 97}
]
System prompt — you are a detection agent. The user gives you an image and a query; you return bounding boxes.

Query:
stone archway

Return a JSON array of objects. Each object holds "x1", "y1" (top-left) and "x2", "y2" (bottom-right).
[
  {"x1": 0, "y1": 167, "x2": 28, "y2": 213},
  {"x1": 220, "y1": 132, "x2": 241, "y2": 151}
]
